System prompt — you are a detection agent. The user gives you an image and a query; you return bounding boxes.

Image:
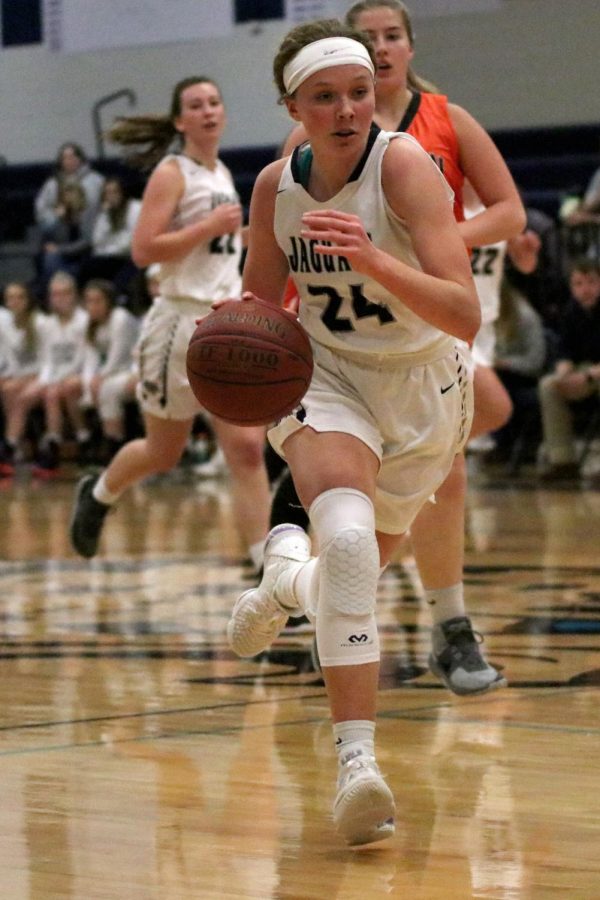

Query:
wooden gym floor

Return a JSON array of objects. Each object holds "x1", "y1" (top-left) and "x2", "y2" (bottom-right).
[{"x1": 0, "y1": 459, "x2": 598, "y2": 899}]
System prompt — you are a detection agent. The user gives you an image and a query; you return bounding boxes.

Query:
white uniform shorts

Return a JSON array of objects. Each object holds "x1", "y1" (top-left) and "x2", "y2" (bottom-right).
[
  {"x1": 471, "y1": 321, "x2": 496, "y2": 368},
  {"x1": 268, "y1": 342, "x2": 474, "y2": 535},
  {"x1": 135, "y1": 295, "x2": 212, "y2": 421},
  {"x1": 98, "y1": 369, "x2": 136, "y2": 421}
]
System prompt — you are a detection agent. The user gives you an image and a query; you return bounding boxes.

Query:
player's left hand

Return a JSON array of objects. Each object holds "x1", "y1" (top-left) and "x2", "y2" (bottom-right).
[{"x1": 200, "y1": 292, "x2": 260, "y2": 323}]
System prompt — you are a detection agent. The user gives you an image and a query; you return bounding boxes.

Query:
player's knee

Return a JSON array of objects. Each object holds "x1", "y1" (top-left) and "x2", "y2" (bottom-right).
[
  {"x1": 308, "y1": 489, "x2": 383, "y2": 667},
  {"x1": 316, "y1": 527, "x2": 380, "y2": 667},
  {"x1": 434, "y1": 453, "x2": 467, "y2": 505},
  {"x1": 222, "y1": 435, "x2": 265, "y2": 471},
  {"x1": 310, "y1": 487, "x2": 380, "y2": 616},
  {"x1": 148, "y1": 440, "x2": 184, "y2": 473},
  {"x1": 153, "y1": 454, "x2": 179, "y2": 474},
  {"x1": 320, "y1": 524, "x2": 379, "y2": 617},
  {"x1": 493, "y1": 389, "x2": 513, "y2": 430},
  {"x1": 471, "y1": 390, "x2": 512, "y2": 434}
]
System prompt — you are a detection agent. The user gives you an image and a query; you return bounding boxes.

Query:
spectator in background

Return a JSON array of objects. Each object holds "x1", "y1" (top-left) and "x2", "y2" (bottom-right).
[
  {"x1": 538, "y1": 258, "x2": 600, "y2": 481},
  {"x1": 506, "y1": 202, "x2": 566, "y2": 331},
  {"x1": 80, "y1": 177, "x2": 142, "y2": 293},
  {"x1": 561, "y1": 165, "x2": 600, "y2": 227},
  {"x1": 37, "y1": 182, "x2": 95, "y2": 292},
  {"x1": 79, "y1": 279, "x2": 140, "y2": 462},
  {"x1": 34, "y1": 271, "x2": 89, "y2": 476},
  {"x1": 0, "y1": 303, "x2": 13, "y2": 379},
  {"x1": 560, "y1": 162, "x2": 600, "y2": 266},
  {"x1": 463, "y1": 181, "x2": 540, "y2": 454},
  {"x1": 492, "y1": 278, "x2": 548, "y2": 466},
  {"x1": 34, "y1": 142, "x2": 105, "y2": 231},
  {"x1": 0, "y1": 282, "x2": 49, "y2": 476}
]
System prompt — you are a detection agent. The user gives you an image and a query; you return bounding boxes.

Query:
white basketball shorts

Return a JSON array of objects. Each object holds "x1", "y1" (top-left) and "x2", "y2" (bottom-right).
[
  {"x1": 135, "y1": 296, "x2": 211, "y2": 421},
  {"x1": 268, "y1": 341, "x2": 474, "y2": 535},
  {"x1": 471, "y1": 321, "x2": 497, "y2": 368}
]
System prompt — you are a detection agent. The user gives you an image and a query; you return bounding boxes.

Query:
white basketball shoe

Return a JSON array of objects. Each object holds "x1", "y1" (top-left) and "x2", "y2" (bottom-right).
[
  {"x1": 334, "y1": 750, "x2": 396, "y2": 846},
  {"x1": 227, "y1": 524, "x2": 311, "y2": 657}
]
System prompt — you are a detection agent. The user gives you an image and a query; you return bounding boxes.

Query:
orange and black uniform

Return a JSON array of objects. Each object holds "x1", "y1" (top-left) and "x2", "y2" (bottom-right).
[{"x1": 399, "y1": 91, "x2": 464, "y2": 223}]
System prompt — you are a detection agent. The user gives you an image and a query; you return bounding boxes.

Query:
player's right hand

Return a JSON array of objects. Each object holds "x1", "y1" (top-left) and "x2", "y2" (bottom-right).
[{"x1": 209, "y1": 202, "x2": 243, "y2": 237}]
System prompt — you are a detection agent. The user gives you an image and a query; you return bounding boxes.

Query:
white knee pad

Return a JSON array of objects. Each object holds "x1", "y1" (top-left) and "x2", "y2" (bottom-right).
[{"x1": 309, "y1": 488, "x2": 380, "y2": 667}]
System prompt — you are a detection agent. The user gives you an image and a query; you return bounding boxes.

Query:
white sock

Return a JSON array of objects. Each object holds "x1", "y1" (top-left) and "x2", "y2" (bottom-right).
[
  {"x1": 424, "y1": 582, "x2": 465, "y2": 626},
  {"x1": 292, "y1": 557, "x2": 319, "y2": 619},
  {"x1": 333, "y1": 720, "x2": 375, "y2": 765},
  {"x1": 92, "y1": 470, "x2": 121, "y2": 505},
  {"x1": 273, "y1": 552, "x2": 383, "y2": 622},
  {"x1": 248, "y1": 539, "x2": 265, "y2": 573}
]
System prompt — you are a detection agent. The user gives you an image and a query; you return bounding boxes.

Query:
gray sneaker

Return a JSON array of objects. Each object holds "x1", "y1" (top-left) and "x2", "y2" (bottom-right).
[
  {"x1": 70, "y1": 473, "x2": 110, "y2": 558},
  {"x1": 429, "y1": 616, "x2": 506, "y2": 695},
  {"x1": 227, "y1": 524, "x2": 311, "y2": 657}
]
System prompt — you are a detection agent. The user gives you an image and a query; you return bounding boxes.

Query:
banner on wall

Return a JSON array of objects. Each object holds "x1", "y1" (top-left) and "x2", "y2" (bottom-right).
[
  {"x1": 284, "y1": 0, "x2": 501, "y2": 23},
  {"x1": 284, "y1": 0, "x2": 346, "y2": 21},
  {"x1": 43, "y1": 0, "x2": 233, "y2": 53}
]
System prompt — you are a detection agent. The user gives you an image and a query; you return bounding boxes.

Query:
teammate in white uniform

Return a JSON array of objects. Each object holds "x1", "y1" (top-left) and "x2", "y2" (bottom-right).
[
  {"x1": 70, "y1": 77, "x2": 270, "y2": 568},
  {"x1": 466, "y1": 191, "x2": 507, "y2": 369},
  {"x1": 0, "y1": 282, "x2": 50, "y2": 476},
  {"x1": 464, "y1": 180, "x2": 541, "y2": 450},
  {"x1": 78, "y1": 279, "x2": 140, "y2": 459},
  {"x1": 35, "y1": 272, "x2": 89, "y2": 474},
  {"x1": 225, "y1": 21, "x2": 480, "y2": 846}
]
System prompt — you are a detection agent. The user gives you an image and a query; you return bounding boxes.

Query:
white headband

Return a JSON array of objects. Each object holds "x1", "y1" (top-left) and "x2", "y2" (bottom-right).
[{"x1": 283, "y1": 37, "x2": 375, "y2": 96}]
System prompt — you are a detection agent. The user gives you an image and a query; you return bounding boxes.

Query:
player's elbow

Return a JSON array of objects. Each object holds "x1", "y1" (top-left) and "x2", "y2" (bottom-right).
[
  {"x1": 511, "y1": 203, "x2": 527, "y2": 238},
  {"x1": 132, "y1": 244, "x2": 151, "y2": 268},
  {"x1": 458, "y1": 302, "x2": 481, "y2": 344}
]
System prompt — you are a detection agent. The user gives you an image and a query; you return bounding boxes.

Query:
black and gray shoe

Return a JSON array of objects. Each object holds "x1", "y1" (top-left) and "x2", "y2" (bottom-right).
[
  {"x1": 33, "y1": 437, "x2": 60, "y2": 477},
  {"x1": 429, "y1": 616, "x2": 506, "y2": 695},
  {"x1": 70, "y1": 473, "x2": 110, "y2": 558},
  {"x1": 281, "y1": 614, "x2": 314, "y2": 635},
  {"x1": 0, "y1": 442, "x2": 16, "y2": 477}
]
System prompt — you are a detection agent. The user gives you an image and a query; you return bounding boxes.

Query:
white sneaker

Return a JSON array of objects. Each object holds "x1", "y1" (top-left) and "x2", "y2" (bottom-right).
[
  {"x1": 333, "y1": 752, "x2": 396, "y2": 846},
  {"x1": 227, "y1": 524, "x2": 311, "y2": 657}
]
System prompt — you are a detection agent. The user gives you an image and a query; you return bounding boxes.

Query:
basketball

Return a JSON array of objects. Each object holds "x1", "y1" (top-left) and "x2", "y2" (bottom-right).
[{"x1": 186, "y1": 297, "x2": 313, "y2": 426}]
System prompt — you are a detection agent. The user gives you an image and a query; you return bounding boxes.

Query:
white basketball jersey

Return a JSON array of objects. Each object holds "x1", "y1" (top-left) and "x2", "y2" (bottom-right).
[
  {"x1": 465, "y1": 198, "x2": 507, "y2": 326},
  {"x1": 274, "y1": 127, "x2": 454, "y2": 362},
  {"x1": 158, "y1": 154, "x2": 242, "y2": 304},
  {"x1": 39, "y1": 306, "x2": 88, "y2": 385},
  {"x1": 4, "y1": 311, "x2": 49, "y2": 377}
]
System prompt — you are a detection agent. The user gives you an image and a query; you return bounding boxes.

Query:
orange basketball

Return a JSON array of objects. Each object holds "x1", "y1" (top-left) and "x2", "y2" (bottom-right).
[{"x1": 186, "y1": 297, "x2": 313, "y2": 426}]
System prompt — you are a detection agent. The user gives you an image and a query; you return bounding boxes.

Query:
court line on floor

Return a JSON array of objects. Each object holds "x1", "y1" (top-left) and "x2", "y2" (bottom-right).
[{"x1": 1, "y1": 686, "x2": 598, "y2": 757}]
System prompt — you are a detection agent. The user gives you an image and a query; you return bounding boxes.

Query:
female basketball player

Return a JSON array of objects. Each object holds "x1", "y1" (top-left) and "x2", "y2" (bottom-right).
[
  {"x1": 0, "y1": 282, "x2": 49, "y2": 476},
  {"x1": 226, "y1": 19, "x2": 480, "y2": 845},
  {"x1": 70, "y1": 77, "x2": 270, "y2": 571},
  {"x1": 271, "y1": 0, "x2": 526, "y2": 695}
]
